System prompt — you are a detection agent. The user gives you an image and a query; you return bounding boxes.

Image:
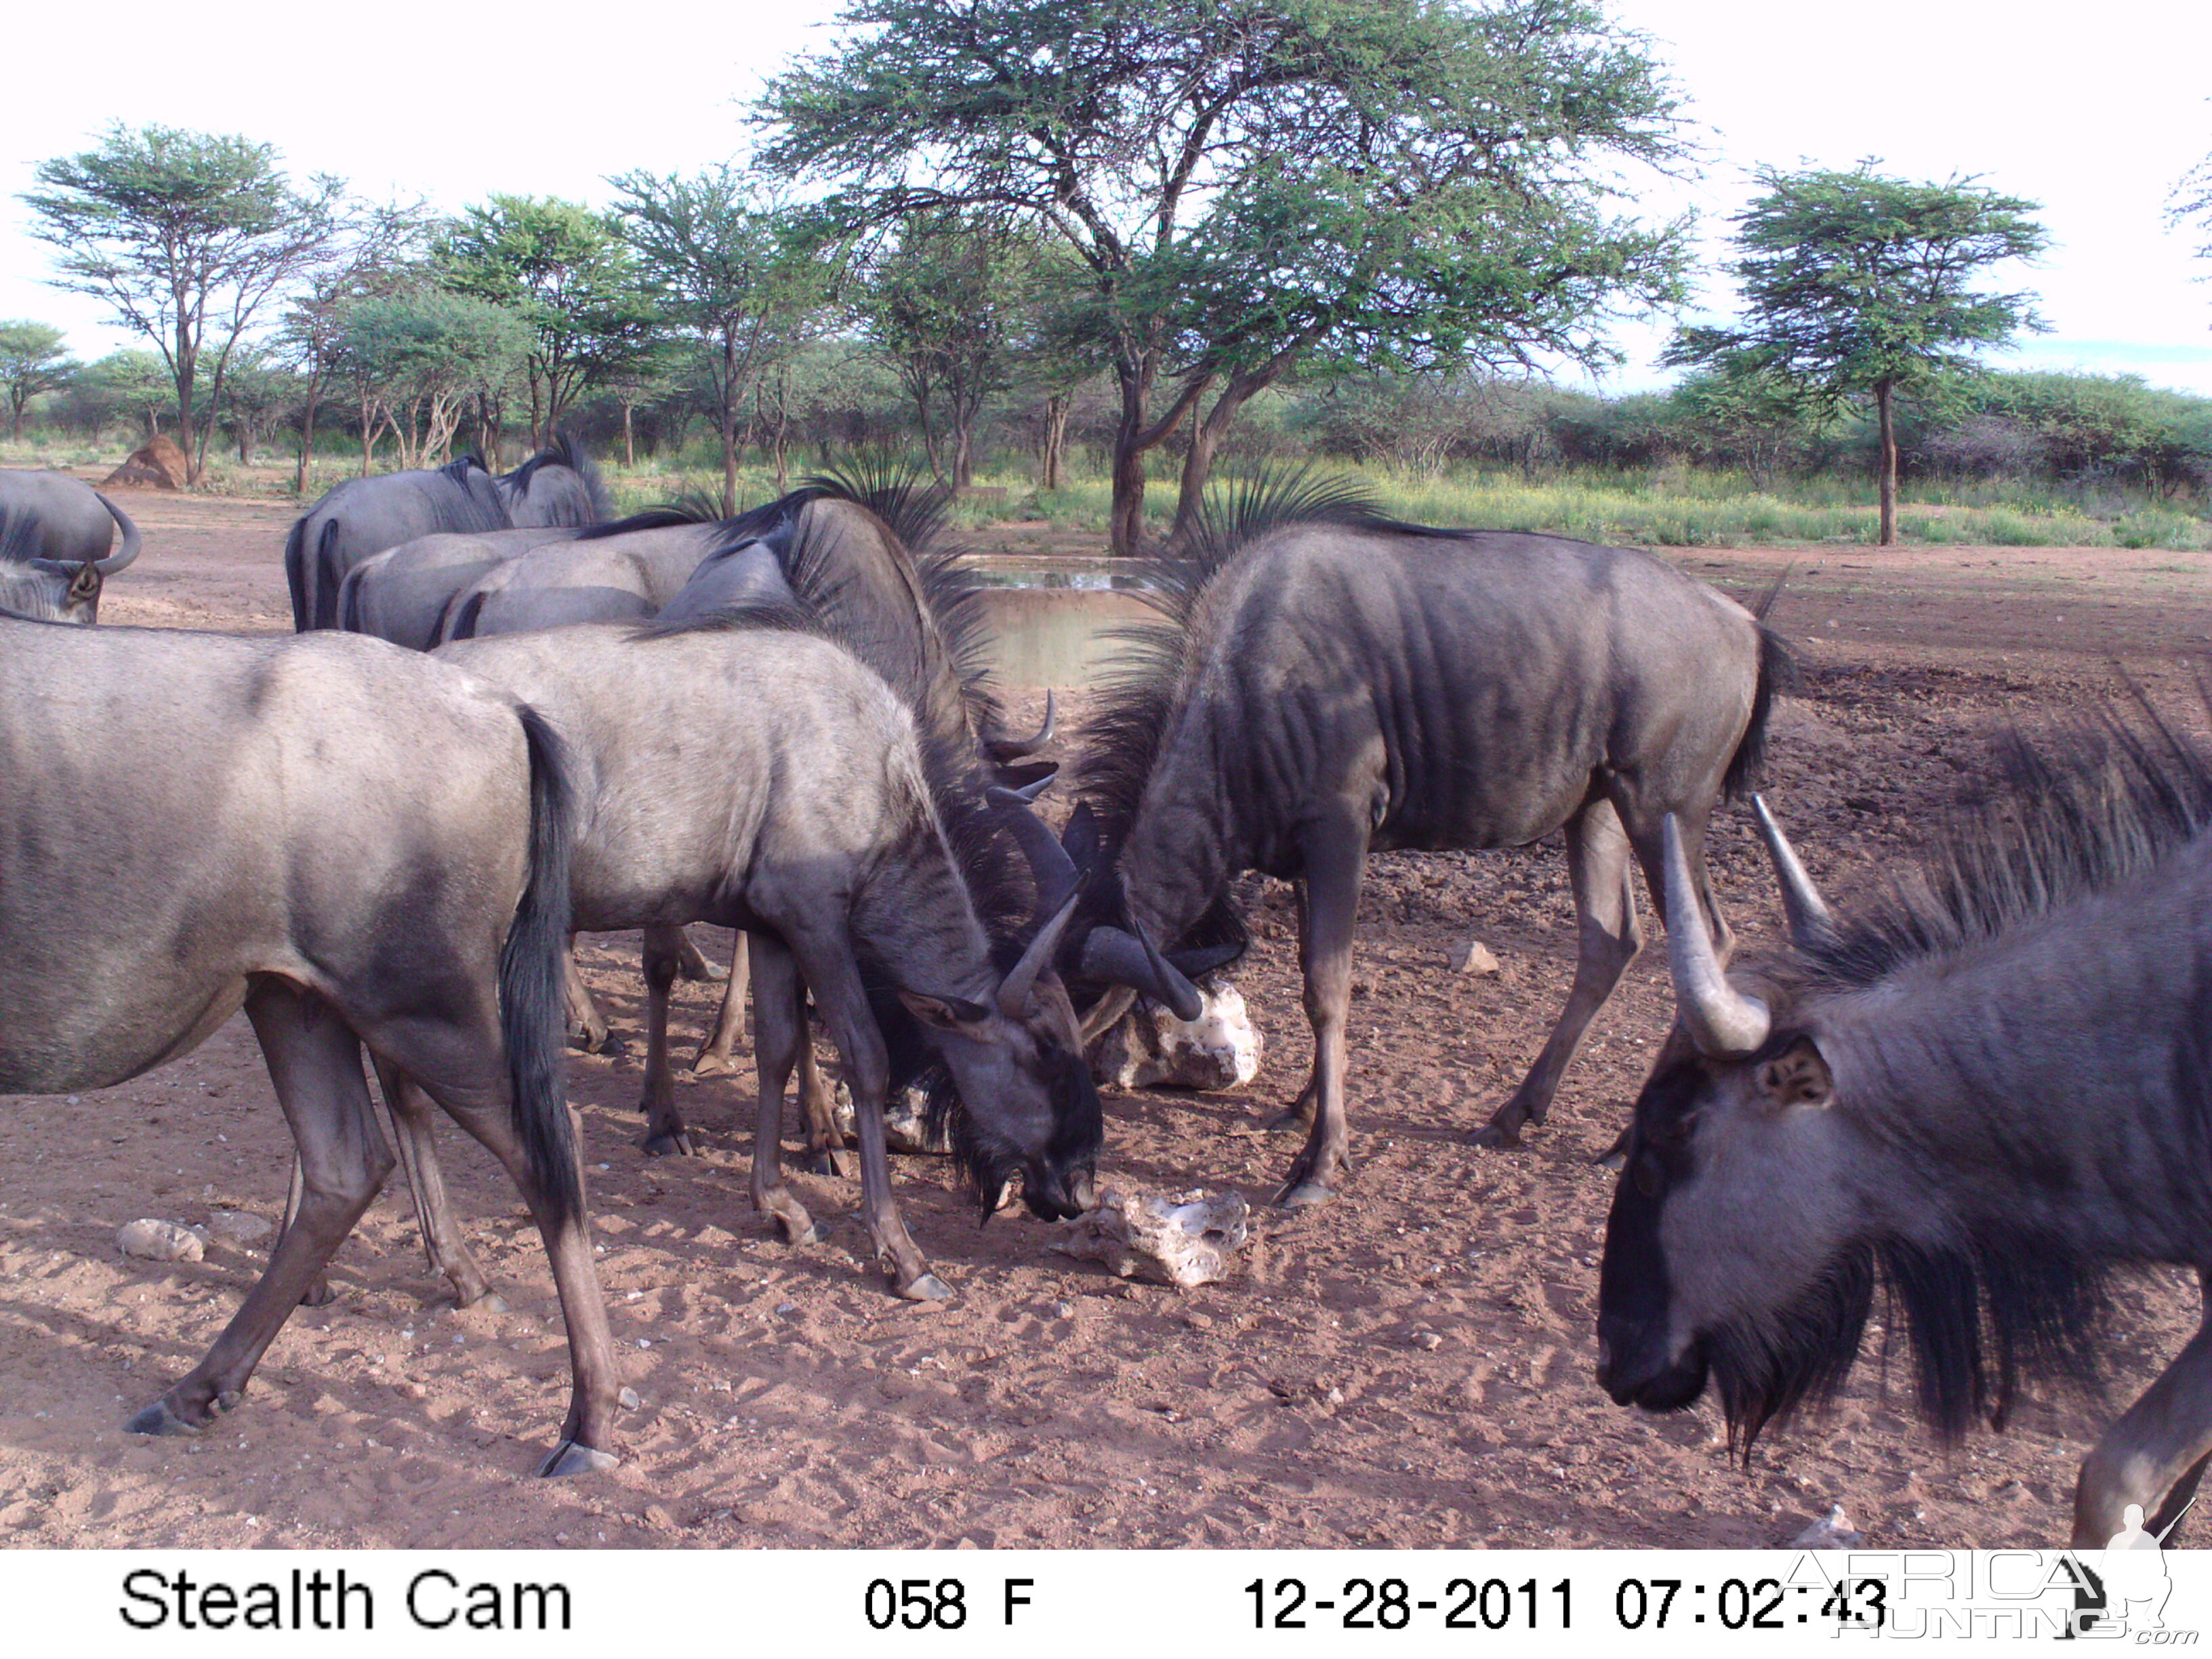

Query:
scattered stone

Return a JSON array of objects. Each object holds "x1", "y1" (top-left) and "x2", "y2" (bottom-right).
[
  {"x1": 1790, "y1": 1504, "x2": 1864, "y2": 1549},
  {"x1": 618, "y1": 1387, "x2": 642, "y2": 1411},
  {"x1": 881, "y1": 1083, "x2": 949, "y2": 1155},
  {"x1": 1412, "y1": 1329, "x2": 1444, "y2": 1351},
  {"x1": 1050, "y1": 1187, "x2": 1250, "y2": 1288},
  {"x1": 207, "y1": 1210, "x2": 272, "y2": 1245},
  {"x1": 1453, "y1": 939, "x2": 1500, "y2": 975},
  {"x1": 1094, "y1": 981, "x2": 1263, "y2": 1091},
  {"x1": 117, "y1": 1219, "x2": 204, "y2": 1262}
]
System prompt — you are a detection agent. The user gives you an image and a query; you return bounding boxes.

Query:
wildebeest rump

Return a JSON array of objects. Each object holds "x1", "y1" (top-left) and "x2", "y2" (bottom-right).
[
  {"x1": 285, "y1": 435, "x2": 611, "y2": 631},
  {"x1": 1071, "y1": 475, "x2": 1789, "y2": 1204},
  {"x1": 1596, "y1": 710, "x2": 2212, "y2": 1548},
  {"x1": 0, "y1": 615, "x2": 620, "y2": 1475},
  {"x1": 398, "y1": 619, "x2": 1101, "y2": 1298}
]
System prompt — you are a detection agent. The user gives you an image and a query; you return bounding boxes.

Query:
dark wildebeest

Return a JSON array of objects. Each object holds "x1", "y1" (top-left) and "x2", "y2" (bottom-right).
[
  {"x1": 0, "y1": 473, "x2": 142, "y2": 617},
  {"x1": 0, "y1": 613, "x2": 619, "y2": 1475},
  {"x1": 1067, "y1": 476, "x2": 1790, "y2": 1204},
  {"x1": 390, "y1": 616, "x2": 1099, "y2": 1300},
  {"x1": 285, "y1": 434, "x2": 610, "y2": 631},
  {"x1": 0, "y1": 508, "x2": 104, "y2": 622},
  {"x1": 1597, "y1": 707, "x2": 2212, "y2": 1549}
]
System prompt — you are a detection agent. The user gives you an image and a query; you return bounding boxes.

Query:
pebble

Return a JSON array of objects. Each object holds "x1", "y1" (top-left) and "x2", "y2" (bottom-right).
[
  {"x1": 117, "y1": 1219, "x2": 204, "y2": 1263},
  {"x1": 1790, "y1": 1504, "x2": 1864, "y2": 1549},
  {"x1": 1453, "y1": 939, "x2": 1501, "y2": 975},
  {"x1": 1412, "y1": 1330, "x2": 1444, "y2": 1351}
]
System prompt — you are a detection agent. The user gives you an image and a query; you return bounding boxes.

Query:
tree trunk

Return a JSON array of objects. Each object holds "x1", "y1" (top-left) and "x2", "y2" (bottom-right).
[
  {"x1": 7, "y1": 399, "x2": 22, "y2": 443},
  {"x1": 1876, "y1": 380, "x2": 1898, "y2": 547},
  {"x1": 718, "y1": 333, "x2": 740, "y2": 518},
  {"x1": 295, "y1": 372, "x2": 321, "y2": 497},
  {"x1": 622, "y1": 401, "x2": 635, "y2": 469},
  {"x1": 1040, "y1": 393, "x2": 1069, "y2": 491},
  {"x1": 1174, "y1": 366, "x2": 1281, "y2": 532},
  {"x1": 359, "y1": 393, "x2": 376, "y2": 476}
]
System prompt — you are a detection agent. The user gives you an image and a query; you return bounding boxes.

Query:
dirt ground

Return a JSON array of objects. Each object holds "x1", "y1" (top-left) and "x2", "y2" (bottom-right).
[{"x1": 3, "y1": 485, "x2": 2210, "y2": 1551}]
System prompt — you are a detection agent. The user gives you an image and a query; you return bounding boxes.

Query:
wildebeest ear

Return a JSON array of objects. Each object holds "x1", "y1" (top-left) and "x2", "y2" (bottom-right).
[
  {"x1": 897, "y1": 989, "x2": 1002, "y2": 1042},
  {"x1": 67, "y1": 562, "x2": 102, "y2": 611},
  {"x1": 1059, "y1": 801, "x2": 1101, "y2": 873},
  {"x1": 1755, "y1": 1037, "x2": 1833, "y2": 1113}
]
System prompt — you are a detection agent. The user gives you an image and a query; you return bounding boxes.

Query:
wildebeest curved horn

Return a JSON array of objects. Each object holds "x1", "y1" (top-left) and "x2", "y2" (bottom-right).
[
  {"x1": 1750, "y1": 794, "x2": 1832, "y2": 949},
  {"x1": 1661, "y1": 813, "x2": 1769, "y2": 1057},
  {"x1": 993, "y1": 760, "x2": 1058, "y2": 802},
  {"x1": 1079, "y1": 924, "x2": 1204, "y2": 1022},
  {"x1": 92, "y1": 491, "x2": 142, "y2": 576},
  {"x1": 987, "y1": 786, "x2": 1079, "y2": 913},
  {"x1": 998, "y1": 889, "x2": 1082, "y2": 1019},
  {"x1": 984, "y1": 691, "x2": 1054, "y2": 762}
]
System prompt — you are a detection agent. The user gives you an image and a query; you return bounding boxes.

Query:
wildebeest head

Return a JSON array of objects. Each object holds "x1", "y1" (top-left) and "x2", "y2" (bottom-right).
[
  {"x1": 892, "y1": 790, "x2": 1115, "y2": 1222},
  {"x1": 0, "y1": 510, "x2": 104, "y2": 623}
]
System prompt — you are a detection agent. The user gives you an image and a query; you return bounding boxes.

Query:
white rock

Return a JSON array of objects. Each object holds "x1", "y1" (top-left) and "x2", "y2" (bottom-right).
[
  {"x1": 1790, "y1": 1504, "x2": 1864, "y2": 1549},
  {"x1": 207, "y1": 1210, "x2": 272, "y2": 1245},
  {"x1": 1453, "y1": 939, "x2": 1500, "y2": 975},
  {"x1": 1096, "y1": 982, "x2": 1263, "y2": 1091},
  {"x1": 1050, "y1": 1187, "x2": 1250, "y2": 1288},
  {"x1": 118, "y1": 1219, "x2": 204, "y2": 1263}
]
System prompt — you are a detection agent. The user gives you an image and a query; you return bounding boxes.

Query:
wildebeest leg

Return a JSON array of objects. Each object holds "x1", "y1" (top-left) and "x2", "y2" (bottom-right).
[
  {"x1": 747, "y1": 930, "x2": 827, "y2": 1248},
  {"x1": 794, "y1": 1000, "x2": 857, "y2": 1179},
  {"x1": 638, "y1": 924, "x2": 695, "y2": 1157},
  {"x1": 416, "y1": 1083, "x2": 621, "y2": 1477},
  {"x1": 2072, "y1": 1276, "x2": 2212, "y2": 1547},
  {"x1": 674, "y1": 926, "x2": 728, "y2": 983},
  {"x1": 689, "y1": 933, "x2": 750, "y2": 1078},
  {"x1": 1272, "y1": 806, "x2": 1370, "y2": 1208},
  {"x1": 279, "y1": 1156, "x2": 342, "y2": 1308},
  {"x1": 562, "y1": 941, "x2": 621, "y2": 1054},
  {"x1": 798, "y1": 941, "x2": 947, "y2": 1300},
  {"x1": 128, "y1": 982, "x2": 394, "y2": 1437},
  {"x1": 1476, "y1": 799, "x2": 1643, "y2": 1149},
  {"x1": 371, "y1": 1057, "x2": 501, "y2": 1309}
]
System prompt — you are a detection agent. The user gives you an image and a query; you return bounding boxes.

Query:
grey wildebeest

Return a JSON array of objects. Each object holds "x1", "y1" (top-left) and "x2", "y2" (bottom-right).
[
  {"x1": 1067, "y1": 476, "x2": 1790, "y2": 1204},
  {"x1": 1596, "y1": 709, "x2": 2212, "y2": 1549},
  {"x1": 377, "y1": 613, "x2": 1100, "y2": 1301},
  {"x1": 0, "y1": 472, "x2": 143, "y2": 617},
  {"x1": 285, "y1": 434, "x2": 610, "y2": 631},
  {"x1": 0, "y1": 611, "x2": 619, "y2": 1475}
]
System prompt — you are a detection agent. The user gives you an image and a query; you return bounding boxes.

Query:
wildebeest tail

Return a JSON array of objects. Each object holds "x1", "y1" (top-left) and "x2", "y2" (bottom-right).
[
  {"x1": 283, "y1": 516, "x2": 311, "y2": 632},
  {"x1": 446, "y1": 587, "x2": 491, "y2": 642},
  {"x1": 1722, "y1": 623, "x2": 1797, "y2": 801},
  {"x1": 499, "y1": 703, "x2": 581, "y2": 1225}
]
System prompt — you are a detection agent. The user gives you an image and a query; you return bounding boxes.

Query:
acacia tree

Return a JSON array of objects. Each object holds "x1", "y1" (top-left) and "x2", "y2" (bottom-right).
[
  {"x1": 1666, "y1": 163, "x2": 2047, "y2": 546},
  {"x1": 279, "y1": 199, "x2": 428, "y2": 491},
  {"x1": 760, "y1": 0, "x2": 1688, "y2": 550},
  {"x1": 333, "y1": 289, "x2": 531, "y2": 470},
  {"x1": 609, "y1": 168, "x2": 831, "y2": 514},
  {"x1": 22, "y1": 125, "x2": 342, "y2": 483},
  {"x1": 0, "y1": 321, "x2": 80, "y2": 443},
  {"x1": 439, "y1": 195, "x2": 662, "y2": 449},
  {"x1": 2172, "y1": 148, "x2": 2212, "y2": 270}
]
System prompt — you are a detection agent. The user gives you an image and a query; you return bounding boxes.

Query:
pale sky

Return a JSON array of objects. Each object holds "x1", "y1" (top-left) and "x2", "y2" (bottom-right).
[{"x1": 3, "y1": 0, "x2": 2209, "y2": 393}]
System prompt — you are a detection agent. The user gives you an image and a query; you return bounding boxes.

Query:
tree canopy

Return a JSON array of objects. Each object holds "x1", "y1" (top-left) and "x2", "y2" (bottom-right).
[
  {"x1": 0, "y1": 321, "x2": 80, "y2": 443},
  {"x1": 758, "y1": 0, "x2": 1691, "y2": 549},
  {"x1": 21, "y1": 124, "x2": 342, "y2": 481},
  {"x1": 1666, "y1": 161, "x2": 2047, "y2": 544}
]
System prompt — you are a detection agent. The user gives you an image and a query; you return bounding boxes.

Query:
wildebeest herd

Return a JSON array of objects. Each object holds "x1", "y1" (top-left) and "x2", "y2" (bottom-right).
[{"x1": 2, "y1": 448, "x2": 2208, "y2": 1546}]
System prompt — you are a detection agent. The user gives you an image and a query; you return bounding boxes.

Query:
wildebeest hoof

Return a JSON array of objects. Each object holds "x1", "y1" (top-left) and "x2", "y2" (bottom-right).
[
  {"x1": 799, "y1": 1147, "x2": 855, "y2": 1179},
  {"x1": 687, "y1": 1052, "x2": 739, "y2": 1079},
  {"x1": 642, "y1": 1130, "x2": 695, "y2": 1157},
  {"x1": 1265, "y1": 1104, "x2": 1314, "y2": 1133},
  {"x1": 536, "y1": 1439, "x2": 619, "y2": 1478},
  {"x1": 1271, "y1": 1178, "x2": 1334, "y2": 1209},
  {"x1": 125, "y1": 1397, "x2": 201, "y2": 1437},
  {"x1": 897, "y1": 1272, "x2": 953, "y2": 1302},
  {"x1": 678, "y1": 956, "x2": 729, "y2": 983},
  {"x1": 212, "y1": 1389, "x2": 243, "y2": 1414},
  {"x1": 298, "y1": 1279, "x2": 337, "y2": 1309},
  {"x1": 459, "y1": 1290, "x2": 510, "y2": 1314},
  {"x1": 1469, "y1": 1120, "x2": 1524, "y2": 1150}
]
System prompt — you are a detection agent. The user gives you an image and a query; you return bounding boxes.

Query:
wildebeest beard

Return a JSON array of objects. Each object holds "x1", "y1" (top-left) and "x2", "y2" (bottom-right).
[{"x1": 1706, "y1": 1231, "x2": 2110, "y2": 1458}]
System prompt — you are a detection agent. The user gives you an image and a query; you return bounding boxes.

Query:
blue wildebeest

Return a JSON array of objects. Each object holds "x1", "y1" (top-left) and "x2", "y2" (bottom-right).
[
  {"x1": 0, "y1": 473, "x2": 142, "y2": 619},
  {"x1": 381, "y1": 613, "x2": 1099, "y2": 1300},
  {"x1": 0, "y1": 508, "x2": 104, "y2": 622},
  {"x1": 1066, "y1": 475, "x2": 1790, "y2": 1204},
  {"x1": 0, "y1": 611, "x2": 620, "y2": 1475},
  {"x1": 1597, "y1": 709, "x2": 2212, "y2": 1549},
  {"x1": 284, "y1": 434, "x2": 610, "y2": 631}
]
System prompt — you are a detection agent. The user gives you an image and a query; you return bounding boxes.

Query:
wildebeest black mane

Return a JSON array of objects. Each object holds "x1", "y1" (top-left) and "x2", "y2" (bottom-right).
[
  {"x1": 1790, "y1": 696, "x2": 2212, "y2": 996},
  {"x1": 504, "y1": 430, "x2": 613, "y2": 520}
]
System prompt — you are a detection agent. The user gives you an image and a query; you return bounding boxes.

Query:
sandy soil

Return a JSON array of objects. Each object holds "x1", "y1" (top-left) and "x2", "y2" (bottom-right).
[{"x1": 3, "y1": 484, "x2": 2210, "y2": 1550}]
